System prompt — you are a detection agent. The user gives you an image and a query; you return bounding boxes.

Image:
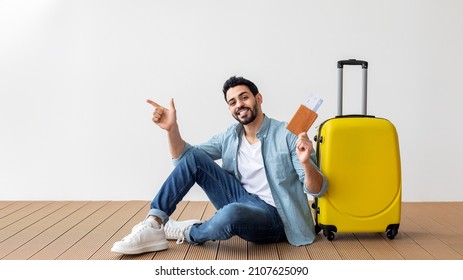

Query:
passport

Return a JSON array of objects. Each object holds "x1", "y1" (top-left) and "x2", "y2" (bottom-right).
[{"x1": 286, "y1": 94, "x2": 323, "y2": 135}]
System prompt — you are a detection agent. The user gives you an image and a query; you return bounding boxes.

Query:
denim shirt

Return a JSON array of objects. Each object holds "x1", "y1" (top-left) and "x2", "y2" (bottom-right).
[{"x1": 173, "y1": 115, "x2": 328, "y2": 246}]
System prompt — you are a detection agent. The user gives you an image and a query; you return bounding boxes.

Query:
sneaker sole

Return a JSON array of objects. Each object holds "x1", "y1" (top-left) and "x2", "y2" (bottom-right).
[{"x1": 111, "y1": 240, "x2": 168, "y2": 255}]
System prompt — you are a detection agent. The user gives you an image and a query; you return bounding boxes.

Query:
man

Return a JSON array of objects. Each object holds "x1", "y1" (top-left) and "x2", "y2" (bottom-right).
[{"x1": 111, "y1": 76, "x2": 327, "y2": 255}]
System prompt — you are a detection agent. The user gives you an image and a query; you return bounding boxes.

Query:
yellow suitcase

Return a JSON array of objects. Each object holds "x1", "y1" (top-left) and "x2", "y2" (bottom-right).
[{"x1": 313, "y1": 60, "x2": 401, "y2": 240}]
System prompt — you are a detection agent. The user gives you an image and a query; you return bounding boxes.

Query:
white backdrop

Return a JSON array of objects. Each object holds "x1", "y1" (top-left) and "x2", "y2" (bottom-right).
[{"x1": 1, "y1": 0, "x2": 462, "y2": 202}]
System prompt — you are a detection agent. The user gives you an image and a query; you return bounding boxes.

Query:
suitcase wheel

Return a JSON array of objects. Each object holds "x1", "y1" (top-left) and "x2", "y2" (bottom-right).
[
  {"x1": 386, "y1": 228, "x2": 398, "y2": 240},
  {"x1": 323, "y1": 229, "x2": 335, "y2": 241},
  {"x1": 386, "y1": 224, "x2": 400, "y2": 240}
]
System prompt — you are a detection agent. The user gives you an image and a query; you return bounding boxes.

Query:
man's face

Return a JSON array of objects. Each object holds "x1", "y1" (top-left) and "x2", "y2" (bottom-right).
[{"x1": 225, "y1": 85, "x2": 262, "y2": 125}]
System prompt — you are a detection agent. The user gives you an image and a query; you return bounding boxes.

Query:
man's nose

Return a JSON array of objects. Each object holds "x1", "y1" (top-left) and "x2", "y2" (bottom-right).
[{"x1": 236, "y1": 99, "x2": 244, "y2": 108}]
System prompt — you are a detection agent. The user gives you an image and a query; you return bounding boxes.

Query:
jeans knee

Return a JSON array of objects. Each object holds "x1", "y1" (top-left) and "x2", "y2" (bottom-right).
[
  {"x1": 216, "y1": 203, "x2": 248, "y2": 224},
  {"x1": 181, "y1": 148, "x2": 210, "y2": 166}
]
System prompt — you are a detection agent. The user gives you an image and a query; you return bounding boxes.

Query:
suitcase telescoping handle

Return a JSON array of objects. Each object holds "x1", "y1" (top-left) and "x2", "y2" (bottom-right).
[{"x1": 337, "y1": 59, "x2": 368, "y2": 116}]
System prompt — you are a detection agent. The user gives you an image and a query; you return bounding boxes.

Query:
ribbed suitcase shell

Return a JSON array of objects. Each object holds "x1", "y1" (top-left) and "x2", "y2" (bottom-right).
[{"x1": 315, "y1": 116, "x2": 401, "y2": 239}]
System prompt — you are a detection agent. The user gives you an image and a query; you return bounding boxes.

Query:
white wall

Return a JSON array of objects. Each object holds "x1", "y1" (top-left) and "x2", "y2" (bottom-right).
[{"x1": 1, "y1": 0, "x2": 462, "y2": 202}]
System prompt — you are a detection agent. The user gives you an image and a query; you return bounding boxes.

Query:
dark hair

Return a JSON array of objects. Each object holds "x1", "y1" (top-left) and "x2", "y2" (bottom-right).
[{"x1": 222, "y1": 76, "x2": 259, "y2": 101}]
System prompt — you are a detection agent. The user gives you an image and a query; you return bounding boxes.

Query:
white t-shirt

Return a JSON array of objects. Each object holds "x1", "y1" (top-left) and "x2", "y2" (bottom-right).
[{"x1": 237, "y1": 134, "x2": 276, "y2": 207}]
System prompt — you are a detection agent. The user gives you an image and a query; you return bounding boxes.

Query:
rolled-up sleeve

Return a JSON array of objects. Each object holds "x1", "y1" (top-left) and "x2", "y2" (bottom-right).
[
  {"x1": 171, "y1": 132, "x2": 224, "y2": 166},
  {"x1": 305, "y1": 174, "x2": 328, "y2": 198},
  {"x1": 304, "y1": 149, "x2": 328, "y2": 198}
]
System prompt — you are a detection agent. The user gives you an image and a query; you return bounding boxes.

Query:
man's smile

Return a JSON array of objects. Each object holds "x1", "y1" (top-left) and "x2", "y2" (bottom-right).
[{"x1": 236, "y1": 107, "x2": 250, "y2": 116}]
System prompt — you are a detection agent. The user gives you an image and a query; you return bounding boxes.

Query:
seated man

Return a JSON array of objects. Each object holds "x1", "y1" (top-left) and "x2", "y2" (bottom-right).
[{"x1": 112, "y1": 76, "x2": 328, "y2": 254}]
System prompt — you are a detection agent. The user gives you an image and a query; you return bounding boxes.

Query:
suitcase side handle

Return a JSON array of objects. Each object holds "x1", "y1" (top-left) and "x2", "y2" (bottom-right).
[{"x1": 337, "y1": 59, "x2": 368, "y2": 116}]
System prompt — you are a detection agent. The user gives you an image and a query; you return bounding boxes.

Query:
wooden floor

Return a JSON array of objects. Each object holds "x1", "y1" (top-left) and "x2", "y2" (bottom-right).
[{"x1": 1, "y1": 201, "x2": 463, "y2": 260}]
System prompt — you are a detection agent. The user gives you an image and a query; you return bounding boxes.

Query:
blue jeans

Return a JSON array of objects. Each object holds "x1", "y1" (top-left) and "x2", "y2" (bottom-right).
[{"x1": 148, "y1": 148, "x2": 287, "y2": 244}]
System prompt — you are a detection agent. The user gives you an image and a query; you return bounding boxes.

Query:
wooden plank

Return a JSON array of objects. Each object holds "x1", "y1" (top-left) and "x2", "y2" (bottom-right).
[
  {"x1": 185, "y1": 241, "x2": 219, "y2": 260},
  {"x1": 170, "y1": 201, "x2": 189, "y2": 220},
  {"x1": 382, "y1": 230, "x2": 434, "y2": 260},
  {"x1": 0, "y1": 201, "x2": 52, "y2": 235},
  {"x1": 354, "y1": 233, "x2": 404, "y2": 260},
  {"x1": 399, "y1": 215, "x2": 462, "y2": 259},
  {"x1": 2, "y1": 201, "x2": 88, "y2": 260},
  {"x1": 305, "y1": 235, "x2": 342, "y2": 260},
  {"x1": 216, "y1": 236, "x2": 247, "y2": 260},
  {"x1": 57, "y1": 201, "x2": 148, "y2": 260},
  {"x1": 446, "y1": 202, "x2": 463, "y2": 215},
  {"x1": 331, "y1": 233, "x2": 373, "y2": 260},
  {"x1": 248, "y1": 243, "x2": 279, "y2": 260},
  {"x1": 151, "y1": 242, "x2": 189, "y2": 260},
  {"x1": 0, "y1": 201, "x2": 17, "y2": 211},
  {"x1": 29, "y1": 201, "x2": 122, "y2": 260},
  {"x1": 0, "y1": 201, "x2": 66, "y2": 242},
  {"x1": 178, "y1": 201, "x2": 208, "y2": 221},
  {"x1": 121, "y1": 252, "x2": 158, "y2": 260},
  {"x1": 277, "y1": 241, "x2": 311, "y2": 260},
  {"x1": 22, "y1": 202, "x2": 107, "y2": 259},
  {"x1": 1, "y1": 201, "x2": 462, "y2": 260},
  {"x1": 419, "y1": 203, "x2": 463, "y2": 255},
  {"x1": 0, "y1": 201, "x2": 73, "y2": 259},
  {"x1": 403, "y1": 203, "x2": 463, "y2": 257},
  {"x1": 422, "y1": 202, "x2": 463, "y2": 235},
  {"x1": 0, "y1": 201, "x2": 34, "y2": 220},
  {"x1": 4, "y1": 201, "x2": 104, "y2": 260},
  {"x1": 379, "y1": 202, "x2": 435, "y2": 259},
  {"x1": 201, "y1": 202, "x2": 216, "y2": 220}
]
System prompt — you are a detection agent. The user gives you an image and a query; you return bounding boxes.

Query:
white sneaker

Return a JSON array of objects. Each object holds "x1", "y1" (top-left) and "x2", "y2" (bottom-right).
[
  {"x1": 111, "y1": 219, "x2": 168, "y2": 254},
  {"x1": 165, "y1": 219, "x2": 200, "y2": 244}
]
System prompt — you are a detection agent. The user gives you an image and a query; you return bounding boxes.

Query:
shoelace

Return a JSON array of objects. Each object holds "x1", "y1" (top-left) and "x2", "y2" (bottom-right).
[
  {"x1": 122, "y1": 222, "x2": 147, "y2": 242},
  {"x1": 165, "y1": 226, "x2": 187, "y2": 244}
]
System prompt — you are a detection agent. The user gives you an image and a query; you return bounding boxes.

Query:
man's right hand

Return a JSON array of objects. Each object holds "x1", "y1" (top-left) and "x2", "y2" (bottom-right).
[{"x1": 146, "y1": 98, "x2": 177, "y2": 131}]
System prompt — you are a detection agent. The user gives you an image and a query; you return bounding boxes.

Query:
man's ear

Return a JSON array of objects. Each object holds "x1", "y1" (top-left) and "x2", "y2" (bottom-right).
[{"x1": 256, "y1": 93, "x2": 263, "y2": 104}]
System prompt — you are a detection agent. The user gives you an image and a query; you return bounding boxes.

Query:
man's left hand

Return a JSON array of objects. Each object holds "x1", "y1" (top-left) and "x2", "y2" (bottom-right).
[{"x1": 296, "y1": 132, "x2": 313, "y2": 165}]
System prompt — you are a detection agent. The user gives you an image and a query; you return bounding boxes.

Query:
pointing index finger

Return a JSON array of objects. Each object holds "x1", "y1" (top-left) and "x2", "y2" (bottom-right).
[{"x1": 146, "y1": 99, "x2": 161, "y2": 108}]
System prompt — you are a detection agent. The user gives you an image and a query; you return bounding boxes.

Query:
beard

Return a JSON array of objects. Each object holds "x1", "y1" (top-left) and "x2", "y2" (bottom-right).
[{"x1": 233, "y1": 102, "x2": 259, "y2": 125}]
